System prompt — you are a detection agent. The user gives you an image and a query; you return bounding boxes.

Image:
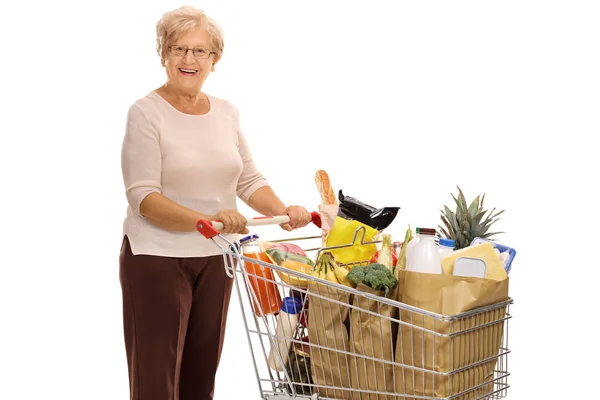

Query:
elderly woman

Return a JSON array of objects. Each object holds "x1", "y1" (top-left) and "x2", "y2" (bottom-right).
[{"x1": 119, "y1": 6, "x2": 312, "y2": 400}]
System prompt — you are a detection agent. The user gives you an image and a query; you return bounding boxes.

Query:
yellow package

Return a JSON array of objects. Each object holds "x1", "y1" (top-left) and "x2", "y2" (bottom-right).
[
  {"x1": 441, "y1": 243, "x2": 508, "y2": 281},
  {"x1": 324, "y1": 217, "x2": 379, "y2": 266}
]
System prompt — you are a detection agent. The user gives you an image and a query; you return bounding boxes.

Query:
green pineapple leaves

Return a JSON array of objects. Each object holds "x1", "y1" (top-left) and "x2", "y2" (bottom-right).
[{"x1": 438, "y1": 186, "x2": 505, "y2": 250}]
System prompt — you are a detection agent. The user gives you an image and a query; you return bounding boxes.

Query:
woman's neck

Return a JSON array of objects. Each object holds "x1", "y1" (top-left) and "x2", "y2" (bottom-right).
[{"x1": 160, "y1": 84, "x2": 205, "y2": 107}]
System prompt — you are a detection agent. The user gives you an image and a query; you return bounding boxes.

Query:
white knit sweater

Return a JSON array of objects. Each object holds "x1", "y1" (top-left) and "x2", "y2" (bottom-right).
[{"x1": 120, "y1": 91, "x2": 268, "y2": 257}]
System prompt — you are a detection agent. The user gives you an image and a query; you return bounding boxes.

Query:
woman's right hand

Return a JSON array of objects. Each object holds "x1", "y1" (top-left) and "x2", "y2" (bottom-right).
[{"x1": 213, "y1": 210, "x2": 249, "y2": 234}]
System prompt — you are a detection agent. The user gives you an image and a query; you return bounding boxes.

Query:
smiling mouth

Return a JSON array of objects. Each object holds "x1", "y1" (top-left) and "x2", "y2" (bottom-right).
[{"x1": 179, "y1": 68, "x2": 198, "y2": 76}]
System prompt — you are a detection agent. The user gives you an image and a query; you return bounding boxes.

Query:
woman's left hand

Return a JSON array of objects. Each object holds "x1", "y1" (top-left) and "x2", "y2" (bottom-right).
[{"x1": 280, "y1": 205, "x2": 313, "y2": 231}]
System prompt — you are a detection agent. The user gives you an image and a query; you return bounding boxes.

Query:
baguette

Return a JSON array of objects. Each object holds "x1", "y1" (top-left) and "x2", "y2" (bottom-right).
[{"x1": 314, "y1": 170, "x2": 338, "y2": 205}]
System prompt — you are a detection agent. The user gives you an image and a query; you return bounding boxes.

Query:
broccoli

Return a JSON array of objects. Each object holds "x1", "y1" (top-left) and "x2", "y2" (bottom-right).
[
  {"x1": 346, "y1": 266, "x2": 365, "y2": 285},
  {"x1": 347, "y1": 263, "x2": 398, "y2": 297}
]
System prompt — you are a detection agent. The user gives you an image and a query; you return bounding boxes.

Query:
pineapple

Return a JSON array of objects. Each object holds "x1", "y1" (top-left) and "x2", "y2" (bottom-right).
[{"x1": 439, "y1": 187, "x2": 504, "y2": 250}]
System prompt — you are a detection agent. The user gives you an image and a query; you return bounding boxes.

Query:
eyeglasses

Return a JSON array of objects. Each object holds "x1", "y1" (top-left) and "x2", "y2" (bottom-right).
[{"x1": 169, "y1": 45, "x2": 215, "y2": 59}]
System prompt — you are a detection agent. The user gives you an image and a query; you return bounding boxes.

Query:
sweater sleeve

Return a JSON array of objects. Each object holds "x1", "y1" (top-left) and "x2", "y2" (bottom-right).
[
  {"x1": 234, "y1": 109, "x2": 269, "y2": 202},
  {"x1": 121, "y1": 103, "x2": 162, "y2": 215}
]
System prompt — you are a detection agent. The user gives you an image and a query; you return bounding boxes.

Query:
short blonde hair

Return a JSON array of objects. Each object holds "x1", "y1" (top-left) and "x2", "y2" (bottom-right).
[{"x1": 156, "y1": 6, "x2": 225, "y2": 65}]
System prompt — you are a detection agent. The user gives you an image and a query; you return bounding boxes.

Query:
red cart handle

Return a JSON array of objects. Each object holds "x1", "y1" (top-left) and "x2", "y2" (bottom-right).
[{"x1": 196, "y1": 211, "x2": 322, "y2": 239}]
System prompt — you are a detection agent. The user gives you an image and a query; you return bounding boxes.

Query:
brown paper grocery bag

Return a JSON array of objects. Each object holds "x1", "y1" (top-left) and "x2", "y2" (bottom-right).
[
  {"x1": 393, "y1": 270, "x2": 509, "y2": 400},
  {"x1": 308, "y1": 280, "x2": 353, "y2": 399},
  {"x1": 349, "y1": 283, "x2": 399, "y2": 400}
]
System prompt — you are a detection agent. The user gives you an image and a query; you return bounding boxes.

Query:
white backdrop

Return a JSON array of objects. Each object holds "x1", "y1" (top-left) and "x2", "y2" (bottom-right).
[{"x1": 1, "y1": 0, "x2": 599, "y2": 399}]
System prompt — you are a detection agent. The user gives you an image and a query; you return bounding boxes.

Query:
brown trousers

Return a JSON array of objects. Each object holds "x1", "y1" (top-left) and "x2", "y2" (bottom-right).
[{"x1": 119, "y1": 236, "x2": 234, "y2": 400}]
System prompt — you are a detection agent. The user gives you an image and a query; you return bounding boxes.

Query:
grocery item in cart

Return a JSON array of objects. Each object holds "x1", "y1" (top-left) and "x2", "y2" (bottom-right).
[
  {"x1": 441, "y1": 242, "x2": 507, "y2": 281},
  {"x1": 405, "y1": 228, "x2": 443, "y2": 274},
  {"x1": 265, "y1": 247, "x2": 315, "y2": 267},
  {"x1": 394, "y1": 269, "x2": 509, "y2": 399},
  {"x1": 262, "y1": 241, "x2": 307, "y2": 256},
  {"x1": 313, "y1": 251, "x2": 355, "y2": 288},
  {"x1": 317, "y1": 203, "x2": 338, "y2": 244},
  {"x1": 283, "y1": 340, "x2": 313, "y2": 396},
  {"x1": 438, "y1": 237, "x2": 456, "y2": 258},
  {"x1": 315, "y1": 169, "x2": 338, "y2": 206},
  {"x1": 307, "y1": 280, "x2": 352, "y2": 399},
  {"x1": 345, "y1": 259, "x2": 399, "y2": 399},
  {"x1": 267, "y1": 296, "x2": 302, "y2": 371},
  {"x1": 394, "y1": 225, "x2": 414, "y2": 276},
  {"x1": 290, "y1": 289, "x2": 309, "y2": 328},
  {"x1": 453, "y1": 257, "x2": 487, "y2": 278},
  {"x1": 349, "y1": 279, "x2": 399, "y2": 399},
  {"x1": 470, "y1": 237, "x2": 517, "y2": 273},
  {"x1": 240, "y1": 234, "x2": 283, "y2": 316},
  {"x1": 324, "y1": 216, "x2": 379, "y2": 265},
  {"x1": 404, "y1": 227, "x2": 421, "y2": 269},
  {"x1": 369, "y1": 234, "x2": 397, "y2": 270},
  {"x1": 347, "y1": 263, "x2": 398, "y2": 297},
  {"x1": 438, "y1": 186, "x2": 505, "y2": 250},
  {"x1": 314, "y1": 169, "x2": 340, "y2": 244},
  {"x1": 337, "y1": 189, "x2": 400, "y2": 230},
  {"x1": 275, "y1": 259, "x2": 312, "y2": 289}
]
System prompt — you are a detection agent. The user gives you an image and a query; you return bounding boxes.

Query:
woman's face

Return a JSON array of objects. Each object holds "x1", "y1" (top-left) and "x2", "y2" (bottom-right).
[{"x1": 163, "y1": 27, "x2": 215, "y2": 93}]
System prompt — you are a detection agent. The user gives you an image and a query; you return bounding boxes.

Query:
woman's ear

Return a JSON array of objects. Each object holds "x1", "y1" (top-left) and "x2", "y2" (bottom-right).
[{"x1": 211, "y1": 56, "x2": 220, "y2": 72}]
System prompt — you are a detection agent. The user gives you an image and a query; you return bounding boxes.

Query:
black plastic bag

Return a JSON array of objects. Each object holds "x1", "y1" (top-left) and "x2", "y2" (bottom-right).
[{"x1": 337, "y1": 190, "x2": 400, "y2": 231}]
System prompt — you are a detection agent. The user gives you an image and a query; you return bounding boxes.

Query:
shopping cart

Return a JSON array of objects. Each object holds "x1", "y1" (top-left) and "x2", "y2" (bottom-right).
[{"x1": 197, "y1": 214, "x2": 513, "y2": 400}]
